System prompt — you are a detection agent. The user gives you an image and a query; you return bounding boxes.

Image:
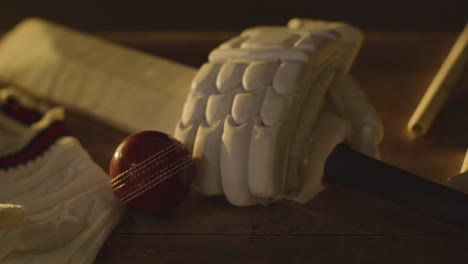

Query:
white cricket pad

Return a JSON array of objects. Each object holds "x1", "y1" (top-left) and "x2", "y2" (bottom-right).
[{"x1": 0, "y1": 18, "x2": 197, "y2": 134}]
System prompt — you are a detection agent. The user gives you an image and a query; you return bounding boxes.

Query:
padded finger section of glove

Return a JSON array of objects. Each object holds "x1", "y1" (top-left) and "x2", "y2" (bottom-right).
[
  {"x1": 249, "y1": 120, "x2": 289, "y2": 198},
  {"x1": 216, "y1": 62, "x2": 247, "y2": 93},
  {"x1": 273, "y1": 62, "x2": 307, "y2": 94},
  {"x1": 174, "y1": 122, "x2": 198, "y2": 152},
  {"x1": 181, "y1": 93, "x2": 209, "y2": 126},
  {"x1": 193, "y1": 121, "x2": 225, "y2": 195},
  {"x1": 206, "y1": 93, "x2": 235, "y2": 126},
  {"x1": 231, "y1": 93, "x2": 262, "y2": 125},
  {"x1": 243, "y1": 61, "x2": 279, "y2": 92},
  {"x1": 221, "y1": 116, "x2": 257, "y2": 206},
  {"x1": 191, "y1": 63, "x2": 221, "y2": 94},
  {"x1": 260, "y1": 89, "x2": 296, "y2": 126},
  {"x1": 192, "y1": 93, "x2": 236, "y2": 195},
  {"x1": 176, "y1": 62, "x2": 221, "y2": 153},
  {"x1": 292, "y1": 112, "x2": 351, "y2": 204},
  {"x1": 222, "y1": 92, "x2": 264, "y2": 205}
]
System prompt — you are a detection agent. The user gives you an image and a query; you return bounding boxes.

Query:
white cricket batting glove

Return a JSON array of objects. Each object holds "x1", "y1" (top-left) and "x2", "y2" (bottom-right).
[
  {"x1": 0, "y1": 88, "x2": 123, "y2": 264},
  {"x1": 175, "y1": 19, "x2": 383, "y2": 206}
]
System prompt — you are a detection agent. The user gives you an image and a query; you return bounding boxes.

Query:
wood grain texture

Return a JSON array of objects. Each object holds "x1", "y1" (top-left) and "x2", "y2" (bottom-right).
[
  {"x1": 96, "y1": 235, "x2": 468, "y2": 264},
  {"x1": 56, "y1": 31, "x2": 468, "y2": 262}
]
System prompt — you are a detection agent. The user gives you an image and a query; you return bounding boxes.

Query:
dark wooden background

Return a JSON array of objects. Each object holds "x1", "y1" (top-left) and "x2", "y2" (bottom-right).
[{"x1": 0, "y1": 0, "x2": 467, "y2": 31}]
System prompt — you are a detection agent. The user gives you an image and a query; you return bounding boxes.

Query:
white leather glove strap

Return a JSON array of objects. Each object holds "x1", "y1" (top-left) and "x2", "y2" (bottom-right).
[
  {"x1": 0, "y1": 89, "x2": 123, "y2": 264},
  {"x1": 0, "y1": 18, "x2": 196, "y2": 134}
]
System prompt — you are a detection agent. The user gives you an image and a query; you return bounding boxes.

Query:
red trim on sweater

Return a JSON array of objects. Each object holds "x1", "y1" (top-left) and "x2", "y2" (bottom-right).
[
  {"x1": 1, "y1": 97, "x2": 42, "y2": 125},
  {"x1": 0, "y1": 97, "x2": 69, "y2": 170}
]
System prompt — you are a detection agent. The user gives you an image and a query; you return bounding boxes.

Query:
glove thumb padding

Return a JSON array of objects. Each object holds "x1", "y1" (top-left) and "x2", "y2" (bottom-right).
[{"x1": 290, "y1": 111, "x2": 351, "y2": 203}]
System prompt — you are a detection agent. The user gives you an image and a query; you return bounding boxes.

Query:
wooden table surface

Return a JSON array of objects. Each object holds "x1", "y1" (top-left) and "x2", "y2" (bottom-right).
[{"x1": 61, "y1": 31, "x2": 468, "y2": 263}]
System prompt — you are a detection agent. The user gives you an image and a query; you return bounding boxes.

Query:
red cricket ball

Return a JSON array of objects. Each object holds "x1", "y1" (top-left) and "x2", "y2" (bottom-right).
[{"x1": 109, "y1": 131, "x2": 194, "y2": 214}]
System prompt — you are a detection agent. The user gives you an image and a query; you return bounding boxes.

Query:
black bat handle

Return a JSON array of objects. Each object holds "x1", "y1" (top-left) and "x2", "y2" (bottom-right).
[{"x1": 324, "y1": 143, "x2": 468, "y2": 230}]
